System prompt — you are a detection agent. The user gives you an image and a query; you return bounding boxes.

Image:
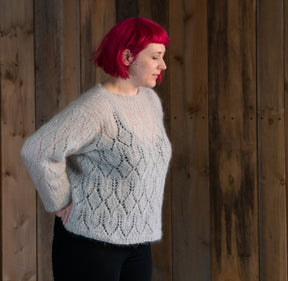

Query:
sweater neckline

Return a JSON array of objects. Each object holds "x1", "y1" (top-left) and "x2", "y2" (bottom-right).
[{"x1": 97, "y1": 83, "x2": 144, "y2": 99}]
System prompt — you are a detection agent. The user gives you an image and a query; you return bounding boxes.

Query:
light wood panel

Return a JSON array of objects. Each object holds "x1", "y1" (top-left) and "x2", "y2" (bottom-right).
[
  {"x1": 169, "y1": 0, "x2": 210, "y2": 280},
  {"x1": 208, "y1": 0, "x2": 258, "y2": 280},
  {"x1": 0, "y1": 0, "x2": 37, "y2": 280},
  {"x1": 257, "y1": 0, "x2": 288, "y2": 280}
]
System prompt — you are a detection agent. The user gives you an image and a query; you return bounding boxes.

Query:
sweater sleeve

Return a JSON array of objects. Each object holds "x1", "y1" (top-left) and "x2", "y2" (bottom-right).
[{"x1": 21, "y1": 103, "x2": 98, "y2": 212}]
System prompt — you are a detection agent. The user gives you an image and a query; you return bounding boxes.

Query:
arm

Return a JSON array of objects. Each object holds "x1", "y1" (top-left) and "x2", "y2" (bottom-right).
[{"x1": 21, "y1": 104, "x2": 97, "y2": 212}]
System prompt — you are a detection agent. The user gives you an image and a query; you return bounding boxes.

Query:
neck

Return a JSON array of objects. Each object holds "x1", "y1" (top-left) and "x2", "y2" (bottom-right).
[{"x1": 101, "y1": 77, "x2": 139, "y2": 96}]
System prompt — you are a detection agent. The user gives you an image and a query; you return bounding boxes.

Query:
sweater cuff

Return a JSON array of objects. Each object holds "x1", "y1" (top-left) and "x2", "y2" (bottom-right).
[{"x1": 40, "y1": 185, "x2": 72, "y2": 213}]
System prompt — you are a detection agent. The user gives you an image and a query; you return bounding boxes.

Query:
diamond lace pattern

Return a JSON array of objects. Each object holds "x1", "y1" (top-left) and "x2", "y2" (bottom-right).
[{"x1": 21, "y1": 85, "x2": 171, "y2": 244}]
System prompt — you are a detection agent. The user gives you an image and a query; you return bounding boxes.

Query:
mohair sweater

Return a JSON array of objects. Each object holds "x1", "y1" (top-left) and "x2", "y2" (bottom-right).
[{"x1": 21, "y1": 84, "x2": 171, "y2": 245}]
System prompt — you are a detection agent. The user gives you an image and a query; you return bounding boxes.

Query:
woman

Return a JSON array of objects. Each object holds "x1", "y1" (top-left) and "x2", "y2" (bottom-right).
[{"x1": 21, "y1": 17, "x2": 171, "y2": 281}]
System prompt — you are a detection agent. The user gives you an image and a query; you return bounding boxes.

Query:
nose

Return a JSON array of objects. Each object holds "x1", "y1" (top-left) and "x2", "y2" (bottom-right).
[{"x1": 160, "y1": 58, "x2": 167, "y2": 70}]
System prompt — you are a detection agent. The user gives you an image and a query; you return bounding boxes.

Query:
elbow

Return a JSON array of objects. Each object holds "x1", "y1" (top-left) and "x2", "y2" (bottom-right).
[{"x1": 20, "y1": 138, "x2": 34, "y2": 166}]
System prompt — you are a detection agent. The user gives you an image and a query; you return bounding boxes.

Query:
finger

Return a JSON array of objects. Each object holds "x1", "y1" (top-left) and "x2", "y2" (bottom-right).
[
  {"x1": 62, "y1": 205, "x2": 71, "y2": 225},
  {"x1": 62, "y1": 211, "x2": 68, "y2": 225},
  {"x1": 55, "y1": 210, "x2": 64, "y2": 217}
]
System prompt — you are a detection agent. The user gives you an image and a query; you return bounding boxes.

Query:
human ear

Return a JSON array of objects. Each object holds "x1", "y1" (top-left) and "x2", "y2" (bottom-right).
[{"x1": 123, "y1": 49, "x2": 133, "y2": 66}]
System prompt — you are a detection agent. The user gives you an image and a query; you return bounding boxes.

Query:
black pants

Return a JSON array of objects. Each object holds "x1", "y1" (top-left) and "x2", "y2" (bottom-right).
[{"x1": 52, "y1": 217, "x2": 152, "y2": 281}]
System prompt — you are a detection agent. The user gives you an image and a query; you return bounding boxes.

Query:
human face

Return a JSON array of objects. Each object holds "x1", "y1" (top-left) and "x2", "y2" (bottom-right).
[{"x1": 128, "y1": 43, "x2": 167, "y2": 88}]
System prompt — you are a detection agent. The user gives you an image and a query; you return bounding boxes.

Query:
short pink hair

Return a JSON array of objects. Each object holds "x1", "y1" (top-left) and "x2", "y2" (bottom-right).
[{"x1": 93, "y1": 17, "x2": 170, "y2": 82}]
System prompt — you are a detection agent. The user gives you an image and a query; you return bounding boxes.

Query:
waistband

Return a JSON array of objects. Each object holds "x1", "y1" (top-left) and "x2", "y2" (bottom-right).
[{"x1": 54, "y1": 216, "x2": 150, "y2": 249}]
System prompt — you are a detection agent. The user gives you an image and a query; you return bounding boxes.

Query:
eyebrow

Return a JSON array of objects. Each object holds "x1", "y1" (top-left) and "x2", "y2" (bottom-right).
[{"x1": 151, "y1": 51, "x2": 166, "y2": 55}]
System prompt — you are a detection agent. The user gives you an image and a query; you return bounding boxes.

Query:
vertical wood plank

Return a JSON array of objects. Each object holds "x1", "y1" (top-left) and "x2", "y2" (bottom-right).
[
  {"x1": 138, "y1": 1, "x2": 172, "y2": 280},
  {"x1": 34, "y1": 1, "x2": 80, "y2": 280},
  {"x1": 0, "y1": 0, "x2": 37, "y2": 280},
  {"x1": 116, "y1": 0, "x2": 138, "y2": 22},
  {"x1": 257, "y1": 0, "x2": 288, "y2": 280},
  {"x1": 79, "y1": 0, "x2": 115, "y2": 92},
  {"x1": 63, "y1": 0, "x2": 81, "y2": 105},
  {"x1": 138, "y1": 0, "x2": 152, "y2": 19},
  {"x1": 285, "y1": 0, "x2": 288, "y2": 264},
  {"x1": 169, "y1": 0, "x2": 210, "y2": 280},
  {"x1": 138, "y1": 0, "x2": 168, "y2": 27},
  {"x1": 34, "y1": 0, "x2": 64, "y2": 128},
  {"x1": 3, "y1": 1, "x2": 288, "y2": 281},
  {"x1": 208, "y1": 0, "x2": 258, "y2": 280},
  {"x1": 34, "y1": 2, "x2": 63, "y2": 280}
]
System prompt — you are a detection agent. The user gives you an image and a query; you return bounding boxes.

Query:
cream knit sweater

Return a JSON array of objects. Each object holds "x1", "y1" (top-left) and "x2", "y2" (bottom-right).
[{"x1": 21, "y1": 84, "x2": 171, "y2": 245}]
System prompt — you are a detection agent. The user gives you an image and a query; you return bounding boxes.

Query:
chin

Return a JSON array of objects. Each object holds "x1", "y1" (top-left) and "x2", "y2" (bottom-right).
[
  {"x1": 147, "y1": 81, "x2": 157, "y2": 88},
  {"x1": 139, "y1": 78, "x2": 157, "y2": 88}
]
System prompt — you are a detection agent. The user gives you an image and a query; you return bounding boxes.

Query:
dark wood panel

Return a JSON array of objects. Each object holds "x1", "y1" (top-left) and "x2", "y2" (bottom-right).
[
  {"x1": 138, "y1": 0, "x2": 169, "y2": 28},
  {"x1": 257, "y1": 0, "x2": 287, "y2": 280},
  {"x1": 116, "y1": 0, "x2": 138, "y2": 22},
  {"x1": 208, "y1": 0, "x2": 258, "y2": 280},
  {"x1": 138, "y1": 2, "x2": 172, "y2": 280},
  {"x1": 79, "y1": 0, "x2": 115, "y2": 92},
  {"x1": 34, "y1": 1, "x2": 64, "y2": 280},
  {"x1": 34, "y1": 1, "x2": 80, "y2": 280},
  {"x1": 285, "y1": 0, "x2": 288, "y2": 264},
  {"x1": 0, "y1": 0, "x2": 37, "y2": 280},
  {"x1": 63, "y1": 0, "x2": 81, "y2": 104},
  {"x1": 35, "y1": 0, "x2": 64, "y2": 127},
  {"x1": 34, "y1": 0, "x2": 80, "y2": 122},
  {"x1": 169, "y1": 0, "x2": 210, "y2": 280}
]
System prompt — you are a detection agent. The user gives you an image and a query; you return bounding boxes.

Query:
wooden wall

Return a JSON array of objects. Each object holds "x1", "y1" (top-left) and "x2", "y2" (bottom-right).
[{"x1": 0, "y1": 0, "x2": 287, "y2": 280}]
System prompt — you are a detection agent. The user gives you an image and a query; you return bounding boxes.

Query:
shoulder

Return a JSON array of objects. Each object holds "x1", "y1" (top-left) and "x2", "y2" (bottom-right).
[
  {"x1": 74, "y1": 84, "x2": 112, "y2": 108},
  {"x1": 141, "y1": 87, "x2": 159, "y2": 98},
  {"x1": 68, "y1": 84, "x2": 113, "y2": 118},
  {"x1": 140, "y1": 87, "x2": 163, "y2": 111},
  {"x1": 33, "y1": 84, "x2": 111, "y2": 132}
]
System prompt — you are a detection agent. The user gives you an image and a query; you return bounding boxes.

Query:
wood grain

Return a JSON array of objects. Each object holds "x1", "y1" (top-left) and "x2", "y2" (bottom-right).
[
  {"x1": 138, "y1": 1, "x2": 172, "y2": 280},
  {"x1": 0, "y1": 0, "x2": 37, "y2": 280},
  {"x1": 208, "y1": 0, "x2": 258, "y2": 280},
  {"x1": 257, "y1": 0, "x2": 288, "y2": 280},
  {"x1": 63, "y1": 0, "x2": 81, "y2": 105},
  {"x1": 79, "y1": 0, "x2": 115, "y2": 92},
  {"x1": 169, "y1": 0, "x2": 210, "y2": 280},
  {"x1": 116, "y1": 0, "x2": 138, "y2": 22},
  {"x1": 34, "y1": 1, "x2": 80, "y2": 280},
  {"x1": 1, "y1": 0, "x2": 288, "y2": 280},
  {"x1": 285, "y1": 0, "x2": 288, "y2": 267},
  {"x1": 34, "y1": 2, "x2": 64, "y2": 280},
  {"x1": 285, "y1": 1, "x2": 288, "y2": 278}
]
